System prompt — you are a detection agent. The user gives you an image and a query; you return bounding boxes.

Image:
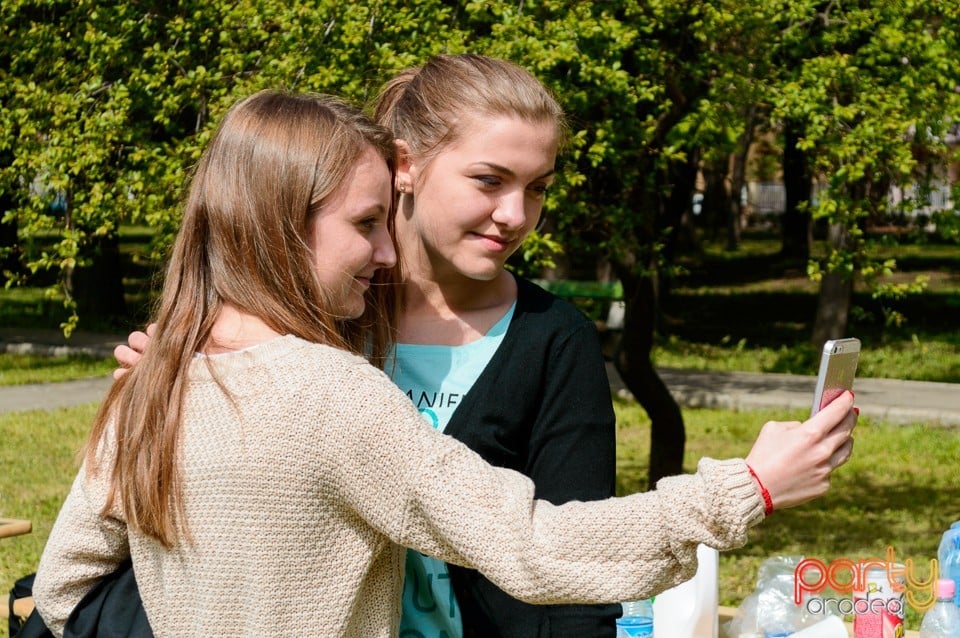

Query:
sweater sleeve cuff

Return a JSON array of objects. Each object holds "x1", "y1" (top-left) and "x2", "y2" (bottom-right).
[{"x1": 698, "y1": 457, "x2": 766, "y2": 529}]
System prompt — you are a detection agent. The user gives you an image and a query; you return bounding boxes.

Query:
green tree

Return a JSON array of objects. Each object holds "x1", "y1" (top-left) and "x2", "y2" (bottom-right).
[
  {"x1": 471, "y1": 0, "x2": 795, "y2": 485},
  {"x1": 769, "y1": 0, "x2": 960, "y2": 343},
  {"x1": 0, "y1": 0, "x2": 456, "y2": 332},
  {"x1": 5, "y1": 0, "x2": 959, "y2": 484},
  {"x1": 2, "y1": 0, "x2": 782, "y2": 484}
]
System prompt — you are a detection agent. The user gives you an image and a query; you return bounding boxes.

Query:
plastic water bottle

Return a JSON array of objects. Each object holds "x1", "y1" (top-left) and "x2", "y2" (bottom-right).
[
  {"x1": 939, "y1": 523, "x2": 960, "y2": 607},
  {"x1": 616, "y1": 599, "x2": 653, "y2": 637},
  {"x1": 919, "y1": 578, "x2": 960, "y2": 637}
]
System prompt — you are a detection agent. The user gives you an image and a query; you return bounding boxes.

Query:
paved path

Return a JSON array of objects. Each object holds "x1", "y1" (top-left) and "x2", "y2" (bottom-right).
[
  {"x1": 2, "y1": 328, "x2": 959, "y2": 426},
  {"x1": 0, "y1": 327, "x2": 121, "y2": 359},
  {"x1": 0, "y1": 375, "x2": 114, "y2": 414},
  {"x1": 610, "y1": 365, "x2": 960, "y2": 427}
]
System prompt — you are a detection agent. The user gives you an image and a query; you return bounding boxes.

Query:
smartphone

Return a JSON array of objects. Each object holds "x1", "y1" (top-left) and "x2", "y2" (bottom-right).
[{"x1": 810, "y1": 338, "x2": 861, "y2": 416}]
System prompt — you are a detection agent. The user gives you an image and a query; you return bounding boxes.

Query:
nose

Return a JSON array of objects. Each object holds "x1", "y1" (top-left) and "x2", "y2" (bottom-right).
[
  {"x1": 370, "y1": 226, "x2": 397, "y2": 269},
  {"x1": 491, "y1": 190, "x2": 529, "y2": 231}
]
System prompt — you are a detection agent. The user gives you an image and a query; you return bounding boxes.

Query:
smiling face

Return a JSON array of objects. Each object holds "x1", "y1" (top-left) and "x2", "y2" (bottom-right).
[
  {"x1": 308, "y1": 146, "x2": 396, "y2": 319},
  {"x1": 398, "y1": 115, "x2": 558, "y2": 285}
]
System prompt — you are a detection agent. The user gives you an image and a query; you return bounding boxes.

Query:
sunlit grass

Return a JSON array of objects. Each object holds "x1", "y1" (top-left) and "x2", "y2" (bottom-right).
[
  {"x1": 0, "y1": 403, "x2": 96, "y2": 613},
  {"x1": 2, "y1": 232, "x2": 956, "y2": 632},
  {"x1": 653, "y1": 334, "x2": 960, "y2": 383},
  {"x1": 2, "y1": 397, "x2": 953, "y2": 632},
  {"x1": 0, "y1": 353, "x2": 115, "y2": 386},
  {"x1": 613, "y1": 396, "x2": 960, "y2": 630}
]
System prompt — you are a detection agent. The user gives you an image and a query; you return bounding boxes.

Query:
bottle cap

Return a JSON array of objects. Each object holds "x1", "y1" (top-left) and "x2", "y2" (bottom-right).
[{"x1": 938, "y1": 578, "x2": 957, "y2": 598}]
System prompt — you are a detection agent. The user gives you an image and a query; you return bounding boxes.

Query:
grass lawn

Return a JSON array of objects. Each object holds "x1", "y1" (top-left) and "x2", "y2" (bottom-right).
[
  {"x1": 654, "y1": 234, "x2": 960, "y2": 384},
  {"x1": 3, "y1": 397, "x2": 957, "y2": 632},
  {"x1": 613, "y1": 397, "x2": 960, "y2": 631},
  {"x1": 1, "y1": 231, "x2": 956, "y2": 633},
  {"x1": 0, "y1": 353, "x2": 116, "y2": 385},
  {"x1": 1, "y1": 404, "x2": 97, "y2": 638}
]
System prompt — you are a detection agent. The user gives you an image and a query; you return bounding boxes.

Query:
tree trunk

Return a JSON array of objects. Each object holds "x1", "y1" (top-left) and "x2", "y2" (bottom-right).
[
  {"x1": 612, "y1": 261, "x2": 685, "y2": 490},
  {"x1": 73, "y1": 233, "x2": 128, "y2": 325},
  {"x1": 727, "y1": 106, "x2": 756, "y2": 251},
  {"x1": 781, "y1": 122, "x2": 813, "y2": 260},
  {"x1": 659, "y1": 151, "x2": 701, "y2": 300},
  {"x1": 810, "y1": 222, "x2": 853, "y2": 346},
  {"x1": 0, "y1": 196, "x2": 19, "y2": 285},
  {"x1": 0, "y1": 151, "x2": 21, "y2": 285},
  {"x1": 700, "y1": 155, "x2": 729, "y2": 241}
]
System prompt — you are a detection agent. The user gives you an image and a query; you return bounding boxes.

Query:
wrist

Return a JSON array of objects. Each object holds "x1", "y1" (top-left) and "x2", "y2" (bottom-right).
[{"x1": 746, "y1": 464, "x2": 774, "y2": 516}]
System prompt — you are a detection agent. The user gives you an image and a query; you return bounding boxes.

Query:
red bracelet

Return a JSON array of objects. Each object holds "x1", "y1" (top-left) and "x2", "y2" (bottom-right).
[{"x1": 747, "y1": 464, "x2": 774, "y2": 516}]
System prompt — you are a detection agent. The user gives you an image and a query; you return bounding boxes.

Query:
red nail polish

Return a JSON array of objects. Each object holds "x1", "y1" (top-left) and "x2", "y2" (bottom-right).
[{"x1": 854, "y1": 407, "x2": 860, "y2": 415}]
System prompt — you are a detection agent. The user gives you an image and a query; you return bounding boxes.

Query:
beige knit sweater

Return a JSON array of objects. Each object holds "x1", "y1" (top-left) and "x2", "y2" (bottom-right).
[{"x1": 34, "y1": 335, "x2": 765, "y2": 637}]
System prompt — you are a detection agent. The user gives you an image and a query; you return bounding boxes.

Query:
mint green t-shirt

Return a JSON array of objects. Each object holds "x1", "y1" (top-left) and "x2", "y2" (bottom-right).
[{"x1": 393, "y1": 304, "x2": 515, "y2": 638}]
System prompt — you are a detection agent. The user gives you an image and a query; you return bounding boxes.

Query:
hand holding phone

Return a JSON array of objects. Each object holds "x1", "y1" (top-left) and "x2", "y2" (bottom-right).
[{"x1": 811, "y1": 338, "x2": 861, "y2": 416}]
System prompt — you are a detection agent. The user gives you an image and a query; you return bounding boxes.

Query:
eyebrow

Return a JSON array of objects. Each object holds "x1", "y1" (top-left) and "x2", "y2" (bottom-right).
[
  {"x1": 351, "y1": 203, "x2": 387, "y2": 218},
  {"x1": 471, "y1": 162, "x2": 556, "y2": 181}
]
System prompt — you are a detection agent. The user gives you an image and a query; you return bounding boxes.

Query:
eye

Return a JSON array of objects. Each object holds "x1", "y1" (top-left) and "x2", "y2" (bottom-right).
[
  {"x1": 357, "y1": 215, "x2": 382, "y2": 234},
  {"x1": 473, "y1": 175, "x2": 502, "y2": 188},
  {"x1": 528, "y1": 182, "x2": 550, "y2": 195}
]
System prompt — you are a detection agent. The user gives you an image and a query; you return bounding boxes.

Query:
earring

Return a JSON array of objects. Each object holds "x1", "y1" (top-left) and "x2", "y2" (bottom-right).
[{"x1": 398, "y1": 183, "x2": 406, "y2": 193}]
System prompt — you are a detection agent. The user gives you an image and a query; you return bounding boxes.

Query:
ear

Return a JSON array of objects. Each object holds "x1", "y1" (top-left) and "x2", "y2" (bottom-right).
[{"x1": 394, "y1": 139, "x2": 416, "y2": 194}]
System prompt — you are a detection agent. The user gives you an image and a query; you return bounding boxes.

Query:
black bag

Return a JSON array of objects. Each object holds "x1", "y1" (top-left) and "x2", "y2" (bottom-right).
[{"x1": 9, "y1": 561, "x2": 152, "y2": 638}]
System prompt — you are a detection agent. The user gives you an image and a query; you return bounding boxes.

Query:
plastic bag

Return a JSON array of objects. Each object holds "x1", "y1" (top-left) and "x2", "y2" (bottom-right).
[{"x1": 723, "y1": 556, "x2": 838, "y2": 637}]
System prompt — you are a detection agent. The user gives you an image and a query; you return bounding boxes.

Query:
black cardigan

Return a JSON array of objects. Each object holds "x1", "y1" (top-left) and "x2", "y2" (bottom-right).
[{"x1": 446, "y1": 276, "x2": 621, "y2": 637}]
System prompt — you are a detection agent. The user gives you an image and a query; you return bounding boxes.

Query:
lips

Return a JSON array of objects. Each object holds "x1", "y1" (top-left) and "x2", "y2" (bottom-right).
[{"x1": 473, "y1": 232, "x2": 516, "y2": 252}]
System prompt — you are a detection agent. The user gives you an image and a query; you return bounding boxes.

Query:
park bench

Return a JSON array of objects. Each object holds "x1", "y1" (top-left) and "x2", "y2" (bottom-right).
[
  {"x1": 1, "y1": 594, "x2": 35, "y2": 625},
  {"x1": 0, "y1": 518, "x2": 30, "y2": 540},
  {"x1": 1, "y1": 518, "x2": 36, "y2": 625},
  {"x1": 531, "y1": 278, "x2": 624, "y2": 329}
]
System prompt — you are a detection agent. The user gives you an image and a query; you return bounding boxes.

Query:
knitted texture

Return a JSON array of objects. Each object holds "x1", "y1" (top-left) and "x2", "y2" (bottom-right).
[{"x1": 34, "y1": 335, "x2": 765, "y2": 637}]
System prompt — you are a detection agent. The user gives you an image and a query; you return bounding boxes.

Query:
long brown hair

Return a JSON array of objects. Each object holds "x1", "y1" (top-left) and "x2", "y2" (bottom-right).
[
  {"x1": 373, "y1": 53, "x2": 567, "y2": 161},
  {"x1": 86, "y1": 90, "x2": 400, "y2": 547}
]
